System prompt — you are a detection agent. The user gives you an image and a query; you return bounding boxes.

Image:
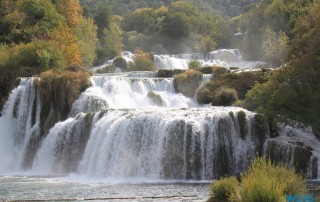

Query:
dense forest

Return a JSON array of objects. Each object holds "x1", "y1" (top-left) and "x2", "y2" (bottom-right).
[{"x1": 0, "y1": 0, "x2": 319, "y2": 134}]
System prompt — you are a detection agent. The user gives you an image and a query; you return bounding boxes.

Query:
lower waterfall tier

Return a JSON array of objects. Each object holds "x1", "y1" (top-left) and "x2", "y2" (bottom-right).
[
  {"x1": 31, "y1": 108, "x2": 262, "y2": 180},
  {"x1": 1, "y1": 77, "x2": 319, "y2": 180}
]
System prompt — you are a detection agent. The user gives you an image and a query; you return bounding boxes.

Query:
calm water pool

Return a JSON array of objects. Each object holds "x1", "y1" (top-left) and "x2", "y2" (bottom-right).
[{"x1": 0, "y1": 175, "x2": 210, "y2": 201}]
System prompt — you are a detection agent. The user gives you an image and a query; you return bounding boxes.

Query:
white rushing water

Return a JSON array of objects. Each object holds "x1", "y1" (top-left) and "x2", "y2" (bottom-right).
[
  {"x1": 153, "y1": 49, "x2": 267, "y2": 70},
  {"x1": 93, "y1": 48, "x2": 267, "y2": 72}
]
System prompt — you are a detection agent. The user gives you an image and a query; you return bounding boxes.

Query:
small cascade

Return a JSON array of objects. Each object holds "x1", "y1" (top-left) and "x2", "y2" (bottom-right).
[
  {"x1": 69, "y1": 73, "x2": 196, "y2": 116},
  {"x1": 264, "y1": 126, "x2": 320, "y2": 178},
  {"x1": 0, "y1": 78, "x2": 41, "y2": 172},
  {"x1": 153, "y1": 49, "x2": 267, "y2": 70}
]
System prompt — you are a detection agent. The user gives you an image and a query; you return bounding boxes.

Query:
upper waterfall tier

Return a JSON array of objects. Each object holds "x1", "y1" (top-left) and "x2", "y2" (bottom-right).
[
  {"x1": 70, "y1": 73, "x2": 200, "y2": 116},
  {"x1": 154, "y1": 49, "x2": 267, "y2": 70},
  {"x1": 93, "y1": 49, "x2": 267, "y2": 72}
]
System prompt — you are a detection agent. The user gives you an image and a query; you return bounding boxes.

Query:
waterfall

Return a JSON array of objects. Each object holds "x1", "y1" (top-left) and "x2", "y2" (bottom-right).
[
  {"x1": 0, "y1": 51, "x2": 319, "y2": 180},
  {"x1": 153, "y1": 49, "x2": 267, "y2": 70},
  {"x1": 0, "y1": 78, "x2": 41, "y2": 173},
  {"x1": 31, "y1": 108, "x2": 259, "y2": 180}
]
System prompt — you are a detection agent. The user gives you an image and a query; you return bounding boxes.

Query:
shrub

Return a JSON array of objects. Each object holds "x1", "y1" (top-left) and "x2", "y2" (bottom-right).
[
  {"x1": 196, "y1": 82, "x2": 215, "y2": 104},
  {"x1": 212, "y1": 71, "x2": 265, "y2": 99},
  {"x1": 208, "y1": 176, "x2": 241, "y2": 202},
  {"x1": 241, "y1": 157, "x2": 306, "y2": 202},
  {"x1": 212, "y1": 66, "x2": 230, "y2": 75},
  {"x1": 188, "y1": 60, "x2": 201, "y2": 69},
  {"x1": 173, "y1": 69, "x2": 203, "y2": 97},
  {"x1": 130, "y1": 50, "x2": 156, "y2": 71},
  {"x1": 213, "y1": 86, "x2": 238, "y2": 106}
]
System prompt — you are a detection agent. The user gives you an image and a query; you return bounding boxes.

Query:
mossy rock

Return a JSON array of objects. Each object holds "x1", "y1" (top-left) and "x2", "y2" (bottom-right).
[
  {"x1": 199, "y1": 66, "x2": 229, "y2": 75},
  {"x1": 253, "y1": 114, "x2": 268, "y2": 154},
  {"x1": 237, "y1": 110, "x2": 247, "y2": 139},
  {"x1": 212, "y1": 71, "x2": 265, "y2": 99},
  {"x1": 173, "y1": 70, "x2": 203, "y2": 97},
  {"x1": 157, "y1": 69, "x2": 186, "y2": 78},
  {"x1": 148, "y1": 91, "x2": 164, "y2": 106},
  {"x1": 196, "y1": 82, "x2": 215, "y2": 104},
  {"x1": 112, "y1": 57, "x2": 128, "y2": 70},
  {"x1": 157, "y1": 69, "x2": 174, "y2": 78},
  {"x1": 212, "y1": 86, "x2": 238, "y2": 106}
]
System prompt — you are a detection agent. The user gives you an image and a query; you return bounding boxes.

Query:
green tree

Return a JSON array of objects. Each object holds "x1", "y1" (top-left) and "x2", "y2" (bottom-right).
[
  {"x1": 123, "y1": 8, "x2": 158, "y2": 35},
  {"x1": 195, "y1": 35, "x2": 217, "y2": 53},
  {"x1": 262, "y1": 27, "x2": 288, "y2": 65},
  {"x1": 103, "y1": 16, "x2": 124, "y2": 59},
  {"x1": 75, "y1": 17, "x2": 98, "y2": 68},
  {"x1": 93, "y1": 2, "x2": 112, "y2": 40},
  {"x1": 161, "y1": 12, "x2": 191, "y2": 39},
  {"x1": 245, "y1": 1, "x2": 320, "y2": 135}
]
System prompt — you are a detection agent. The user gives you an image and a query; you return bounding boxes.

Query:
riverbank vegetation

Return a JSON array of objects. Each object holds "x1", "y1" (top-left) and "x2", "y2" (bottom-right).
[{"x1": 207, "y1": 157, "x2": 306, "y2": 202}]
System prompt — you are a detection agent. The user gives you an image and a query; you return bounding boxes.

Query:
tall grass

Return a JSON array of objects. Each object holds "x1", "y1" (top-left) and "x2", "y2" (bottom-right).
[{"x1": 208, "y1": 156, "x2": 307, "y2": 202}]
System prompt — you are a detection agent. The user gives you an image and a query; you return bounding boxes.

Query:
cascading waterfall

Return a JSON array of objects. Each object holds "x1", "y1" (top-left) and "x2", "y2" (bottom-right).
[
  {"x1": 153, "y1": 49, "x2": 267, "y2": 70},
  {"x1": 32, "y1": 107, "x2": 260, "y2": 180},
  {"x1": 0, "y1": 51, "x2": 320, "y2": 181}
]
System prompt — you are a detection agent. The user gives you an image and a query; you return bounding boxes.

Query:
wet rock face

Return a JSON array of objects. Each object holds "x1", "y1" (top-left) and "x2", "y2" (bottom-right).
[
  {"x1": 156, "y1": 69, "x2": 185, "y2": 78},
  {"x1": 264, "y1": 126, "x2": 320, "y2": 179},
  {"x1": 148, "y1": 91, "x2": 164, "y2": 106}
]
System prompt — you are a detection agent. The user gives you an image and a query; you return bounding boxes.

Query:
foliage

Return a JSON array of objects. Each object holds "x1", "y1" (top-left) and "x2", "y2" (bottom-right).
[
  {"x1": 75, "y1": 17, "x2": 98, "y2": 68},
  {"x1": 130, "y1": 49, "x2": 156, "y2": 71},
  {"x1": 245, "y1": 1, "x2": 320, "y2": 134},
  {"x1": 123, "y1": 8, "x2": 158, "y2": 35},
  {"x1": 50, "y1": 24, "x2": 82, "y2": 67},
  {"x1": 213, "y1": 86, "x2": 239, "y2": 106},
  {"x1": 197, "y1": 71, "x2": 265, "y2": 105},
  {"x1": 262, "y1": 27, "x2": 289, "y2": 66},
  {"x1": 195, "y1": 35, "x2": 217, "y2": 53},
  {"x1": 161, "y1": 12, "x2": 191, "y2": 39},
  {"x1": 240, "y1": 156, "x2": 306, "y2": 202},
  {"x1": 93, "y1": 2, "x2": 113, "y2": 39},
  {"x1": 188, "y1": 60, "x2": 201, "y2": 70},
  {"x1": 56, "y1": 0, "x2": 83, "y2": 28},
  {"x1": 102, "y1": 16, "x2": 124, "y2": 60},
  {"x1": 36, "y1": 69, "x2": 91, "y2": 119},
  {"x1": 208, "y1": 176, "x2": 240, "y2": 202},
  {"x1": 231, "y1": 0, "x2": 311, "y2": 62},
  {"x1": 207, "y1": 156, "x2": 306, "y2": 202}
]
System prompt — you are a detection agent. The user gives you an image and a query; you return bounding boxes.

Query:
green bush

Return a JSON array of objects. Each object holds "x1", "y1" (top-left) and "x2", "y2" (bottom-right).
[
  {"x1": 130, "y1": 50, "x2": 156, "y2": 71},
  {"x1": 213, "y1": 86, "x2": 238, "y2": 106},
  {"x1": 207, "y1": 157, "x2": 307, "y2": 202},
  {"x1": 241, "y1": 157, "x2": 306, "y2": 202},
  {"x1": 208, "y1": 176, "x2": 241, "y2": 202},
  {"x1": 196, "y1": 82, "x2": 215, "y2": 104},
  {"x1": 35, "y1": 69, "x2": 91, "y2": 120},
  {"x1": 188, "y1": 60, "x2": 201, "y2": 69}
]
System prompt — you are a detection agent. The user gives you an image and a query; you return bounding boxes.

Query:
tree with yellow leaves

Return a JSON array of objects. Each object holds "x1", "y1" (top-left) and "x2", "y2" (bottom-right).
[
  {"x1": 56, "y1": 0, "x2": 83, "y2": 28},
  {"x1": 50, "y1": 24, "x2": 82, "y2": 68}
]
